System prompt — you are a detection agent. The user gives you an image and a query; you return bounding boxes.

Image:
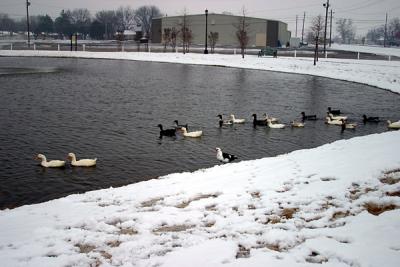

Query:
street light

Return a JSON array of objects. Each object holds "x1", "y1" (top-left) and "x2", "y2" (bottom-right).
[
  {"x1": 204, "y1": 9, "x2": 208, "y2": 54},
  {"x1": 323, "y1": 0, "x2": 330, "y2": 54},
  {"x1": 26, "y1": 0, "x2": 31, "y2": 48}
]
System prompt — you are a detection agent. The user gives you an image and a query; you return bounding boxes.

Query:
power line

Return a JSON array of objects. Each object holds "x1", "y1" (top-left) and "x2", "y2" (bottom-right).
[{"x1": 336, "y1": 0, "x2": 386, "y2": 12}]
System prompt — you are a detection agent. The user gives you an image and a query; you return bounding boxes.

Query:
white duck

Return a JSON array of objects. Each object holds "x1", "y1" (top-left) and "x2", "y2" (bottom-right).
[
  {"x1": 181, "y1": 127, "x2": 203, "y2": 138},
  {"x1": 36, "y1": 154, "x2": 65, "y2": 168},
  {"x1": 325, "y1": 117, "x2": 343, "y2": 125},
  {"x1": 387, "y1": 120, "x2": 400, "y2": 129},
  {"x1": 263, "y1": 113, "x2": 279, "y2": 122},
  {"x1": 291, "y1": 121, "x2": 305, "y2": 127},
  {"x1": 267, "y1": 120, "x2": 286, "y2": 129},
  {"x1": 327, "y1": 112, "x2": 347, "y2": 121},
  {"x1": 68, "y1": 153, "x2": 97, "y2": 167},
  {"x1": 230, "y1": 114, "x2": 245, "y2": 124}
]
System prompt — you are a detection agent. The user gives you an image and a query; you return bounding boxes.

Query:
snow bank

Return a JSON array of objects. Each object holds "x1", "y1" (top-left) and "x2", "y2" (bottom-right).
[
  {"x1": 331, "y1": 44, "x2": 400, "y2": 58},
  {"x1": 1, "y1": 50, "x2": 400, "y2": 94},
  {"x1": 0, "y1": 131, "x2": 399, "y2": 267}
]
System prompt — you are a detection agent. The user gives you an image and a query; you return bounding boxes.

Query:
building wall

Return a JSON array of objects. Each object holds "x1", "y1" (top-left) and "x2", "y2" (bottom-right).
[
  {"x1": 152, "y1": 18, "x2": 162, "y2": 43},
  {"x1": 278, "y1": 21, "x2": 291, "y2": 46},
  {"x1": 154, "y1": 14, "x2": 290, "y2": 48}
]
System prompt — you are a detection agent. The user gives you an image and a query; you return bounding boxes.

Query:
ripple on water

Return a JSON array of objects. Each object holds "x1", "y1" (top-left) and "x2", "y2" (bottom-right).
[{"x1": 0, "y1": 57, "x2": 399, "y2": 209}]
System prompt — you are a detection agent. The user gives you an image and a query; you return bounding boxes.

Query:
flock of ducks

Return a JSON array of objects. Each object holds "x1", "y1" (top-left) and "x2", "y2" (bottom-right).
[
  {"x1": 37, "y1": 108, "x2": 399, "y2": 167},
  {"x1": 157, "y1": 107, "x2": 399, "y2": 163},
  {"x1": 35, "y1": 153, "x2": 97, "y2": 168}
]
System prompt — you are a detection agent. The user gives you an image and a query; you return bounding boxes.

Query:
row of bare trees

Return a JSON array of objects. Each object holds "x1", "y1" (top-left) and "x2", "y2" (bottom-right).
[{"x1": 0, "y1": 5, "x2": 161, "y2": 40}]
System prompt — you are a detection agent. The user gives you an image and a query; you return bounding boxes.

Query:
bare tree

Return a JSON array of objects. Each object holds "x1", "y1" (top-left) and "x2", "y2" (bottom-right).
[
  {"x1": 178, "y1": 10, "x2": 192, "y2": 54},
  {"x1": 95, "y1": 10, "x2": 118, "y2": 39},
  {"x1": 170, "y1": 27, "x2": 178, "y2": 51},
  {"x1": 116, "y1": 6, "x2": 136, "y2": 31},
  {"x1": 67, "y1": 9, "x2": 91, "y2": 39},
  {"x1": 235, "y1": 8, "x2": 249, "y2": 59},
  {"x1": 389, "y1": 18, "x2": 400, "y2": 44},
  {"x1": 162, "y1": 28, "x2": 171, "y2": 52},
  {"x1": 336, "y1": 18, "x2": 356, "y2": 44},
  {"x1": 134, "y1": 5, "x2": 161, "y2": 40},
  {"x1": 208, "y1": 32, "x2": 219, "y2": 53},
  {"x1": 0, "y1": 13, "x2": 17, "y2": 35},
  {"x1": 310, "y1": 15, "x2": 324, "y2": 65}
]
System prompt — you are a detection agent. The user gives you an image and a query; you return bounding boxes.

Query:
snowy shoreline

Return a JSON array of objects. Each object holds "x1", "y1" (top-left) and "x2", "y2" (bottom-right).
[
  {"x1": 1, "y1": 50, "x2": 400, "y2": 266},
  {"x1": 0, "y1": 131, "x2": 399, "y2": 266},
  {"x1": 1, "y1": 50, "x2": 400, "y2": 94}
]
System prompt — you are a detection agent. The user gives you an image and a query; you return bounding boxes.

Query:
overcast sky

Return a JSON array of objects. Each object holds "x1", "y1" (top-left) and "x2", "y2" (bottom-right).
[{"x1": 1, "y1": 0, "x2": 400, "y2": 36}]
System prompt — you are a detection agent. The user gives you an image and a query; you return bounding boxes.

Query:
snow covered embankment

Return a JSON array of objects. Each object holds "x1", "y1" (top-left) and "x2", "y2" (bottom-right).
[
  {"x1": 1, "y1": 50, "x2": 400, "y2": 94},
  {"x1": 0, "y1": 131, "x2": 400, "y2": 267}
]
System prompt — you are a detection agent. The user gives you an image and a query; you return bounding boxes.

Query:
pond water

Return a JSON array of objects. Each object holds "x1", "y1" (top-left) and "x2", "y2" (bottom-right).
[{"x1": 0, "y1": 57, "x2": 399, "y2": 209}]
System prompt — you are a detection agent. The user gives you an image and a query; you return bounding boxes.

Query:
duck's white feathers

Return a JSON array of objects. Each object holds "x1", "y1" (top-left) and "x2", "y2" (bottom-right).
[
  {"x1": 387, "y1": 120, "x2": 400, "y2": 129},
  {"x1": 230, "y1": 114, "x2": 245, "y2": 124},
  {"x1": 36, "y1": 154, "x2": 65, "y2": 168},
  {"x1": 267, "y1": 121, "x2": 285, "y2": 129},
  {"x1": 291, "y1": 121, "x2": 305, "y2": 127},
  {"x1": 181, "y1": 127, "x2": 203, "y2": 138},
  {"x1": 68, "y1": 153, "x2": 97, "y2": 167}
]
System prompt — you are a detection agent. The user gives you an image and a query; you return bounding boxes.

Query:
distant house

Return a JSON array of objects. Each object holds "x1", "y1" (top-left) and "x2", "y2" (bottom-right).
[
  {"x1": 152, "y1": 13, "x2": 291, "y2": 48},
  {"x1": 123, "y1": 30, "x2": 136, "y2": 40}
]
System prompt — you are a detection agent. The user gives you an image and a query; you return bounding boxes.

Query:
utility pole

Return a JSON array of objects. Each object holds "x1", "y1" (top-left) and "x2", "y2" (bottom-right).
[
  {"x1": 384, "y1": 13, "x2": 388, "y2": 47},
  {"x1": 204, "y1": 9, "x2": 208, "y2": 54},
  {"x1": 301, "y1": 12, "x2": 305, "y2": 44},
  {"x1": 329, "y1": 10, "x2": 334, "y2": 47},
  {"x1": 295, "y1": 15, "x2": 298, "y2": 37},
  {"x1": 26, "y1": 0, "x2": 31, "y2": 48},
  {"x1": 323, "y1": 0, "x2": 330, "y2": 54}
]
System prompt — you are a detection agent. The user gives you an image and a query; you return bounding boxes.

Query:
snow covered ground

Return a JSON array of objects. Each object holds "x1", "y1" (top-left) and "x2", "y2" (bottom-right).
[
  {"x1": 331, "y1": 44, "x2": 400, "y2": 58},
  {"x1": 1, "y1": 50, "x2": 400, "y2": 94},
  {"x1": 1, "y1": 50, "x2": 400, "y2": 266},
  {"x1": 0, "y1": 131, "x2": 399, "y2": 267}
]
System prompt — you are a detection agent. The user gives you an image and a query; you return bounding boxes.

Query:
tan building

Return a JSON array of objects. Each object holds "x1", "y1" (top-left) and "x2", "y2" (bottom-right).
[{"x1": 152, "y1": 13, "x2": 291, "y2": 48}]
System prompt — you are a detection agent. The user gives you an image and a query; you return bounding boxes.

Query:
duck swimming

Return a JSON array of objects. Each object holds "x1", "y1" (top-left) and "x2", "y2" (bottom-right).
[
  {"x1": 362, "y1": 114, "x2": 380, "y2": 123},
  {"x1": 387, "y1": 120, "x2": 400, "y2": 129},
  {"x1": 252, "y1": 114, "x2": 268, "y2": 126},
  {"x1": 68, "y1": 153, "x2": 97, "y2": 167},
  {"x1": 328, "y1": 107, "x2": 341, "y2": 115},
  {"x1": 230, "y1": 114, "x2": 246, "y2": 124},
  {"x1": 301, "y1": 112, "x2": 317, "y2": 121},
  {"x1": 35, "y1": 154, "x2": 65, "y2": 168},
  {"x1": 158, "y1": 124, "x2": 176, "y2": 137},
  {"x1": 181, "y1": 127, "x2": 203, "y2": 138}
]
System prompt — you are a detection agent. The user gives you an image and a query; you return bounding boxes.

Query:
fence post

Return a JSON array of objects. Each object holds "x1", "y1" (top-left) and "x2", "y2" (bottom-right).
[
  {"x1": 10, "y1": 43, "x2": 13, "y2": 50},
  {"x1": 122, "y1": 43, "x2": 124, "y2": 52},
  {"x1": 357, "y1": 52, "x2": 360, "y2": 60},
  {"x1": 176, "y1": 46, "x2": 178, "y2": 53},
  {"x1": 325, "y1": 51, "x2": 327, "y2": 58},
  {"x1": 82, "y1": 44, "x2": 86, "y2": 51},
  {"x1": 58, "y1": 44, "x2": 60, "y2": 51},
  {"x1": 33, "y1": 44, "x2": 36, "y2": 50},
  {"x1": 148, "y1": 44, "x2": 151, "y2": 53},
  {"x1": 294, "y1": 49, "x2": 297, "y2": 58},
  {"x1": 388, "y1": 55, "x2": 391, "y2": 61},
  {"x1": 234, "y1": 48, "x2": 236, "y2": 55}
]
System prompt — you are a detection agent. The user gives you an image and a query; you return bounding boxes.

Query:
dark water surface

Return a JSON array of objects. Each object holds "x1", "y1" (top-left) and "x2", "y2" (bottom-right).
[{"x1": 0, "y1": 57, "x2": 399, "y2": 209}]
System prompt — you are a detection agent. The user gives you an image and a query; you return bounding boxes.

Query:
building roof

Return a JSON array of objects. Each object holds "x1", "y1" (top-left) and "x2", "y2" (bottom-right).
[{"x1": 155, "y1": 13, "x2": 287, "y2": 25}]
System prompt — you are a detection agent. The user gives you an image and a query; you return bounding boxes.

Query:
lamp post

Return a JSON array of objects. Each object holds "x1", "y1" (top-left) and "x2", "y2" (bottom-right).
[
  {"x1": 323, "y1": 0, "x2": 330, "y2": 55},
  {"x1": 26, "y1": 0, "x2": 31, "y2": 48},
  {"x1": 204, "y1": 9, "x2": 208, "y2": 54},
  {"x1": 329, "y1": 10, "x2": 334, "y2": 47}
]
